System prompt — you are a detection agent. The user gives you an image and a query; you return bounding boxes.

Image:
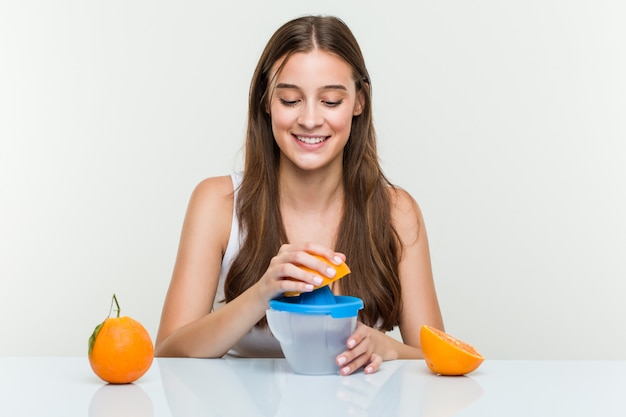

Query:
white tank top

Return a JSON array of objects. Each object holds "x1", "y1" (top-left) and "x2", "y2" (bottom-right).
[{"x1": 213, "y1": 172, "x2": 283, "y2": 358}]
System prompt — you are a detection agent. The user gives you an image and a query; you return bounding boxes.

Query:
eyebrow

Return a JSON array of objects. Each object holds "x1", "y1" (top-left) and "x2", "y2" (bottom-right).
[{"x1": 275, "y1": 83, "x2": 348, "y2": 91}]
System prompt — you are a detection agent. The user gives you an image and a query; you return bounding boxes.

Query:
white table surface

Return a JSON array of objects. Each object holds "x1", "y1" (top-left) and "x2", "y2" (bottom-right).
[{"x1": 1, "y1": 357, "x2": 624, "y2": 416}]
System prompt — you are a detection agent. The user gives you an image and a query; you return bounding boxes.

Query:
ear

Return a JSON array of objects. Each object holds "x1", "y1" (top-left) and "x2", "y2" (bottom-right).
[{"x1": 353, "y1": 90, "x2": 365, "y2": 116}]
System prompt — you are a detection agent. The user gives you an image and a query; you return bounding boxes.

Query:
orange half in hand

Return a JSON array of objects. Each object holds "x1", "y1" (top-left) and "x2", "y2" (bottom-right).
[
  {"x1": 284, "y1": 254, "x2": 351, "y2": 296},
  {"x1": 420, "y1": 325, "x2": 484, "y2": 376}
]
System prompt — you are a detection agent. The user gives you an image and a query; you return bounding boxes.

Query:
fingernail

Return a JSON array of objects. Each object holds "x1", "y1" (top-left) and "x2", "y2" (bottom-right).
[
  {"x1": 365, "y1": 366, "x2": 374, "y2": 374},
  {"x1": 347, "y1": 339, "x2": 356, "y2": 348},
  {"x1": 326, "y1": 267, "x2": 336, "y2": 277},
  {"x1": 337, "y1": 356, "x2": 346, "y2": 365},
  {"x1": 341, "y1": 366, "x2": 350, "y2": 375},
  {"x1": 333, "y1": 256, "x2": 342, "y2": 265},
  {"x1": 304, "y1": 284, "x2": 314, "y2": 291},
  {"x1": 313, "y1": 276, "x2": 323, "y2": 285}
]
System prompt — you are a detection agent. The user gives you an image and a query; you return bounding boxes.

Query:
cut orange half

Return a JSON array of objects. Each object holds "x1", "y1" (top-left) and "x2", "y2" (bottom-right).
[
  {"x1": 420, "y1": 325, "x2": 484, "y2": 376},
  {"x1": 284, "y1": 254, "x2": 351, "y2": 296}
]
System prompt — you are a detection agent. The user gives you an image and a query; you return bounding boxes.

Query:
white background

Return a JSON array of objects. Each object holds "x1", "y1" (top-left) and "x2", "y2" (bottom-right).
[{"x1": 1, "y1": 0, "x2": 625, "y2": 359}]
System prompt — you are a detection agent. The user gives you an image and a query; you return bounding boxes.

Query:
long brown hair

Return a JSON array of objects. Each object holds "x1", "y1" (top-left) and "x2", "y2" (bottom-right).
[{"x1": 224, "y1": 15, "x2": 402, "y2": 331}]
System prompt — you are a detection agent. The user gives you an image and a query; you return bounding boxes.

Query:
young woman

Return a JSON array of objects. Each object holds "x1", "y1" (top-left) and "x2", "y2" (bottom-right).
[{"x1": 155, "y1": 15, "x2": 444, "y2": 376}]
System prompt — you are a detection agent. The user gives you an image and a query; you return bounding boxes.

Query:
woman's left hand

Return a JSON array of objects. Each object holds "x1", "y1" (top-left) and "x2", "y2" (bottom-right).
[{"x1": 335, "y1": 322, "x2": 385, "y2": 376}]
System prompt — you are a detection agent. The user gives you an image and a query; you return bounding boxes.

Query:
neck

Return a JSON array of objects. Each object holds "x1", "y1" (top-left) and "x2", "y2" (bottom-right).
[{"x1": 278, "y1": 165, "x2": 344, "y2": 213}]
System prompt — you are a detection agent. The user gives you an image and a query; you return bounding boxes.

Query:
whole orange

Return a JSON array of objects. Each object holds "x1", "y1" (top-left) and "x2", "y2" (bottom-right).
[
  {"x1": 420, "y1": 325, "x2": 484, "y2": 376},
  {"x1": 88, "y1": 294, "x2": 154, "y2": 384}
]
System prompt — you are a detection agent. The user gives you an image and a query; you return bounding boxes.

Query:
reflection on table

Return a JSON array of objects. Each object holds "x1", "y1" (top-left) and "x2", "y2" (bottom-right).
[
  {"x1": 89, "y1": 383, "x2": 153, "y2": 417},
  {"x1": 158, "y1": 358, "x2": 483, "y2": 417}
]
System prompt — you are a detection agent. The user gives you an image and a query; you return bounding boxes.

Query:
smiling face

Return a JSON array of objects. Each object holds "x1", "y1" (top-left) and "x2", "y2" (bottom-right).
[{"x1": 268, "y1": 49, "x2": 364, "y2": 174}]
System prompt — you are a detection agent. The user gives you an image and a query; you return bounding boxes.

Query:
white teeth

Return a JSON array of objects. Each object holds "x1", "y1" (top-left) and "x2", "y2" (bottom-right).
[{"x1": 296, "y1": 136, "x2": 327, "y2": 144}]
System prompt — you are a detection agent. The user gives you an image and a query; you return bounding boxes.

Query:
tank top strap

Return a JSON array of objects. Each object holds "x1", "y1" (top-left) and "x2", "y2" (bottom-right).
[{"x1": 213, "y1": 172, "x2": 243, "y2": 311}]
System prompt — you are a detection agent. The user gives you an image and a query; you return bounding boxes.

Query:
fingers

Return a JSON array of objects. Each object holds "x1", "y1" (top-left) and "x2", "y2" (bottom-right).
[
  {"x1": 335, "y1": 323, "x2": 383, "y2": 376},
  {"x1": 337, "y1": 351, "x2": 383, "y2": 376},
  {"x1": 290, "y1": 242, "x2": 346, "y2": 269},
  {"x1": 260, "y1": 243, "x2": 345, "y2": 299},
  {"x1": 281, "y1": 244, "x2": 345, "y2": 277},
  {"x1": 364, "y1": 354, "x2": 383, "y2": 374}
]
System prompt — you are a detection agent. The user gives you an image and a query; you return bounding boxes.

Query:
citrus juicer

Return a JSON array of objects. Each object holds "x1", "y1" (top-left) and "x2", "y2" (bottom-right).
[{"x1": 266, "y1": 280, "x2": 363, "y2": 375}]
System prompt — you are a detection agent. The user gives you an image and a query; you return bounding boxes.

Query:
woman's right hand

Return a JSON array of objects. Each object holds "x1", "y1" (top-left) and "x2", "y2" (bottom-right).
[{"x1": 255, "y1": 243, "x2": 346, "y2": 302}]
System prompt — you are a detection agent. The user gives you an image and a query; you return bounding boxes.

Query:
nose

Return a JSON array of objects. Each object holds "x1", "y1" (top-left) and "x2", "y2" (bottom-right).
[{"x1": 297, "y1": 102, "x2": 323, "y2": 130}]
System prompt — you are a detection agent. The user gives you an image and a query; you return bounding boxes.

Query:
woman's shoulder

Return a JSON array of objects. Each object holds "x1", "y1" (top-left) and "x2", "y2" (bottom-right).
[
  {"x1": 184, "y1": 174, "x2": 237, "y2": 253},
  {"x1": 387, "y1": 185, "x2": 425, "y2": 241},
  {"x1": 192, "y1": 174, "x2": 237, "y2": 200},
  {"x1": 186, "y1": 174, "x2": 237, "y2": 218},
  {"x1": 387, "y1": 185, "x2": 421, "y2": 214}
]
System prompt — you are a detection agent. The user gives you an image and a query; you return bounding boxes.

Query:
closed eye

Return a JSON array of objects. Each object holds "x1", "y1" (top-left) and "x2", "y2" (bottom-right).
[
  {"x1": 323, "y1": 100, "x2": 343, "y2": 107},
  {"x1": 279, "y1": 98, "x2": 299, "y2": 106}
]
